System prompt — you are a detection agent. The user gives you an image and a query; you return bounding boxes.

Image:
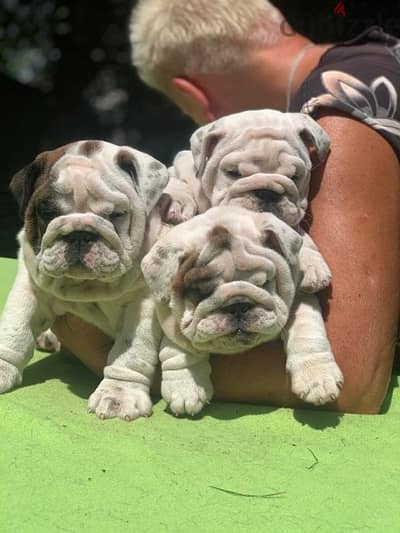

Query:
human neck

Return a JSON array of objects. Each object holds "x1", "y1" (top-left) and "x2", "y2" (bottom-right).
[{"x1": 195, "y1": 38, "x2": 332, "y2": 117}]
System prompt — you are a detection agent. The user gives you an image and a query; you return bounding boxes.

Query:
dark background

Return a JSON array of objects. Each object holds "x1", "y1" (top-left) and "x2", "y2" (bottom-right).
[{"x1": 1, "y1": 0, "x2": 400, "y2": 257}]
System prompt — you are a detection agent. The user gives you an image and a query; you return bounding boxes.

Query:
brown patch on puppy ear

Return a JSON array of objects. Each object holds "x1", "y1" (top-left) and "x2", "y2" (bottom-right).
[
  {"x1": 79, "y1": 140, "x2": 102, "y2": 157},
  {"x1": 208, "y1": 225, "x2": 231, "y2": 250},
  {"x1": 9, "y1": 146, "x2": 67, "y2": 219},
  {"x1": 115, "y1": 149, "x2": 138, "y2": 186}
]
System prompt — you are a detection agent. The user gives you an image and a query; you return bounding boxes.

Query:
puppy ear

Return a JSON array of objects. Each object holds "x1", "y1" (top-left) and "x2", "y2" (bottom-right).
[
  {"x1": 172, "y1": 150, "x2": 197, "y2": 182},
  {"x1": 9, "y1": 147, "x2": 67, "y2": 218},
  {"x1": 116, "y1": 149, "x2": 169, "y2": 215},
  {"x1": 190, "y1": 123, "x2": 223, "y2": 177},
  {"x1": 292, "y1": 113, "x2": 331, "y2": 162},
  {"x1": 260, "y1": 214, "x2": 303, "y2": 265},
  {"x1": 141, "y1": 244, "x2": 187, "y2": 304}
]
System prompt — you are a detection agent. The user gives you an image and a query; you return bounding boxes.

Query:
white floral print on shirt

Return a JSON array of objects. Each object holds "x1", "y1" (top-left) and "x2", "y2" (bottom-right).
[{"x1": 302, "y1": 70, "x2": 400, "y2": 137}]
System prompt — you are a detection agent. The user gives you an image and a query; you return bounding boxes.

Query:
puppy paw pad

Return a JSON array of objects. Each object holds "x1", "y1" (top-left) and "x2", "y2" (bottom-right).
[
  {"x1": 88, "y1": 379, "x2": 152, "y2": 421},
  {"x1": 36, "y1": 330, "x2": 61, "y2": 352},
  {"x1": 162, "y1": 380, "x2": 212, "y2": 416},
  {"x1": 290, "y1": 360, "x2": 343, "y2": 405}
]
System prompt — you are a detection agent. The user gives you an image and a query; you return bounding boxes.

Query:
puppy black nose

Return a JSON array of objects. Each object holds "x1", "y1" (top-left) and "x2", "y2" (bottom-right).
[
  {"x1": 223, "y1": 302, "x2": 254, "y2": 315},
  {"x1": 62, "y1": 231, "x2": 99, "y2": 243},
  {"x1": 253, "y1": 189, "x2": 282, "y2": 204}
]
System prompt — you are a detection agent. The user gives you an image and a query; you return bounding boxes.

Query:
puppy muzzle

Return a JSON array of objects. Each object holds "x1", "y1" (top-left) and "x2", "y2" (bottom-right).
[
  {"x1": 42, "y1": 214, "x2": 122, "y2": 252},
  {"x1": 220, "y1": 173, "x2": 306, "y2": 225},
  {"x1": 37, "y1": 213, "x2": 130, "y2": 279},
  {"x1": 180, "y1": 281, "x2": 288, "y2": 353}
]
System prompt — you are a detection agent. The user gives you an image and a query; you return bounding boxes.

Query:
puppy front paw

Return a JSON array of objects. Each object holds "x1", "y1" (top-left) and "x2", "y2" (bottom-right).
[
  {"x1": 289, "y1": 357, "x2": 344, "y2": 405},
  {"x1": 36, "y1": 329, "x2": 61, "y2": 352},
  {"x1": 0, "y1": 359, "x2": 22, "y2": 393},
  {"x1": 158, "y1": 192, "x2": 197, "y2": 225},
  {"x1": 300, "y1": 263, "x2": 332, "y2": 293},
  {"x1": 162, "y1": 376, "x2": 213, "y2": 416},
  {"x1": 88, "y1": 378, "x2": 153, "y2": 421},
  {"x1": 164, "y1": 201, "x2": 189, "y2": 224}
]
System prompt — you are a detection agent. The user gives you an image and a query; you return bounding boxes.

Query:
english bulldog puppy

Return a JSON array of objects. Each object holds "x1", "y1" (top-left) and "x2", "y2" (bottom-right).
[
  {"x1": 141, "y1": 206, "x2": 343, "y2": 416},
  {"x1": 163, "y1": 109, "x2": 332, "y2": 293},
  {"x1": 0, "y1": 140, "x2": 170, "y2": 421}
]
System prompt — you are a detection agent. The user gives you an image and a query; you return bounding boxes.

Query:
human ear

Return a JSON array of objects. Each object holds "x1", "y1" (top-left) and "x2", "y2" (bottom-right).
[{"x1": 171, "y1": 77, "x2": 216, "y2": 124}]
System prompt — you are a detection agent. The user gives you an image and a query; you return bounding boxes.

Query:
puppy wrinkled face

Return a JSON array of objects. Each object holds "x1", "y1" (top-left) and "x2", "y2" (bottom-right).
[
  {"x1": 168, "y1": 217, "x2": 297, "y2": 354},
  {"x1": 29, "y1": 156, "x2": 139, "y2": 281},
  {"x1": 209, "y1": 137, "x2": 311, "y2": 226}
]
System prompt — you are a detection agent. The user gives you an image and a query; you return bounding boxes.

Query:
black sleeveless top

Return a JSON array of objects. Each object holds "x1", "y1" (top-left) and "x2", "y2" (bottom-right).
[{"x1": 291, "y1": 26, "x2": 400, "y2": 158}]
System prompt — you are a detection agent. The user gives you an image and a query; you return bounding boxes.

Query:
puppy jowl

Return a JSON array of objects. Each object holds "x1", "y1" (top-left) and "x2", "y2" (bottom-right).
[{"x1": 0, "y1": 140, "x2": 170, "y2": 421}]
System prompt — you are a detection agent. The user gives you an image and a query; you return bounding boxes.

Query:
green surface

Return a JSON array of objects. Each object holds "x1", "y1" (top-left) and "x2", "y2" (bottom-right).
[{"x1": 0, "y1": 257, "x2": 399, "y2": 532}]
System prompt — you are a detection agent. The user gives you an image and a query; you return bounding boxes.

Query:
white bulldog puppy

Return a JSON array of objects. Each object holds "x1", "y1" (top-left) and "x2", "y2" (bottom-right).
[
  {"x1": 0, "y1": 140, "x2": 170, "y2": 421},
  {"x1": 142, "y1": 206, "x2": 343, "y2": 416},
  {"x1": 163, "y1": 109, "x2": 332, "y2": 292}
]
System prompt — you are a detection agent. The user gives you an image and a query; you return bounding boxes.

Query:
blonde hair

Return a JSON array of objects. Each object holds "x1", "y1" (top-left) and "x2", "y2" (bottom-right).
[{"x1": 130, "y1": 0, "x2": 286, "y2": 93}]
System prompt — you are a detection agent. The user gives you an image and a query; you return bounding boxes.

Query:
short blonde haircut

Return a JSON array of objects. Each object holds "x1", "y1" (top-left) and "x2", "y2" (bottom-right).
[{"x1": 130, "y1": 0, "x2": 286, "y2": 93}]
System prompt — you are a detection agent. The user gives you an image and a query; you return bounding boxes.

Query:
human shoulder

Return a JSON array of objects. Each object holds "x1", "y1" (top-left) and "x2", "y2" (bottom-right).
[{"x1": 310, "y1": 111, "x2": 400, "y2": 200}]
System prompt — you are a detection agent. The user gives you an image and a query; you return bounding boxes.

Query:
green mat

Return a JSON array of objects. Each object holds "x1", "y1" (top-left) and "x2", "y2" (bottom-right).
[{"x1": 0, "y1": 257, "x2": 399, "y2": 532}]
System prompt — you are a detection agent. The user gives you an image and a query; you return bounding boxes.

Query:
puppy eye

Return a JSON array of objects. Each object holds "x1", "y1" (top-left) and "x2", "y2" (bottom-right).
[
  {"x1": 224, "y1": 168, "x2": 241, "y2": 179},
  {"x1": 109, "y1": 211, "x2": 126, "y2": 222},
  {"x1": 37, "y1": 205, "x2": 59, "y2": 222}
]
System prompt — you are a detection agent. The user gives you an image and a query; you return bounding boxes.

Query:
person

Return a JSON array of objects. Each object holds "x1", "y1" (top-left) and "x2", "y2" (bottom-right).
[{"x1": 53, "y1": 0, "x2": 400, "y2": 414}]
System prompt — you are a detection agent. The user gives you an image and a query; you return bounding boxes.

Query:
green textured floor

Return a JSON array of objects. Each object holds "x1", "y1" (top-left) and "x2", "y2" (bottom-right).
[{"x1": 0, "y1": 256, "x2": 399, "y2": 532}]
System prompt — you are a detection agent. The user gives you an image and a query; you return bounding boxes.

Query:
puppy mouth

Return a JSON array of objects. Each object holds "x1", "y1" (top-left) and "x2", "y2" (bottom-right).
[
  {"x1": 191, "y1": 304, "x2": 282, "y2": 353},
  {"x1": 180, "y1": 284, "x2": 286, "y2": 352},
  {"x1": 62, "y1": 231, "x2": 106, "y2": 274},
  {"x1": 220, "y1": 173, "x2": 303, "y2": 224},
  {"x1": 195, "y1": 301, "x2": 279, "y2": 338}
]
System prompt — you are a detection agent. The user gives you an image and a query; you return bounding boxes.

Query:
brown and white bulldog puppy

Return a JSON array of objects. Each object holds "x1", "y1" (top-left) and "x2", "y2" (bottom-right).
[
  {"x1": 163, "y1": 109, "x2": 332, "y2": 293},
  {"x1": 142, "y1": 206, "x2": 343, "y2": 416},
  {"x1": 0, "y1": 140, "x2": 169, "y2": 420}
]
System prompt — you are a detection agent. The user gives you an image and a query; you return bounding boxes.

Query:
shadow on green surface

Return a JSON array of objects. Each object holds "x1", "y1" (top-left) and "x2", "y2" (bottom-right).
[
  {"x1": 22, "y1": 350, "x2": 163, "y2": 409},
  {"x1": 381, "y1": 367, "x2": 399, "y2": 414},
  {"x1": 23, "y1": 351, "x2": 100, "y2": 398},
  {"x1": 21, "y1": 348, "x2": 400, "y2": 427},
  {"x1": 293, "y1": 408, "x2": 343, "y2": 429},
  {"x1": 208, "y1": 398, "x2": 344, "y2": 429},
  {"x1": 193, "y1": 402, "x2": 277, "y2": 421}
]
